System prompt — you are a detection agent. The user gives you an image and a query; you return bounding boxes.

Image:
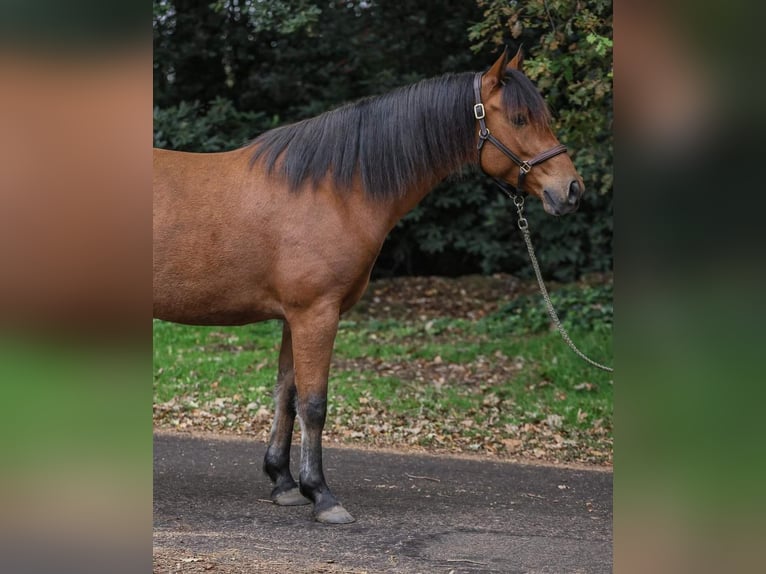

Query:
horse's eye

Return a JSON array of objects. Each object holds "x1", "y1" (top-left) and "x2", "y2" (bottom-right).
[{"x1": 512, "y1": 114, "x2": 527, "y2": 127}]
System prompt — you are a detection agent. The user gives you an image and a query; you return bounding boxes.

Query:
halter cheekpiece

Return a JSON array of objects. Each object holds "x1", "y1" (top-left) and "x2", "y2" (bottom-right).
[{"x1": 472, "y1": 72, "x2": 567, "y2": 197}]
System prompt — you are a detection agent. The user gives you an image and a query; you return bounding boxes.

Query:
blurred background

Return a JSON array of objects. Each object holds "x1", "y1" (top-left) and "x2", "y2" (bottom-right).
[
  {"x1": 1, "y1": 2, "x2": 151, "y2": 574},
  {"x1": 615, "y1": 1, "x2": 766, "y2": 572}
]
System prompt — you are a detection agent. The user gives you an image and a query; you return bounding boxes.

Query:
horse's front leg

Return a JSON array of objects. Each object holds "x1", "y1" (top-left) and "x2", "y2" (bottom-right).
[
  {"x1": 263, "y1": 322, "x2": 310, "y2": 506},
  {"x1": 289, "y1": 302, "x2": 354, "y2": 524}
]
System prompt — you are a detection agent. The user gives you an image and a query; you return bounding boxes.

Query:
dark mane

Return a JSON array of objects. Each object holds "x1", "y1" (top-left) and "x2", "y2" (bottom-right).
[{"x1": 249, "y1": 69, "x2": 550, "y2": 198}]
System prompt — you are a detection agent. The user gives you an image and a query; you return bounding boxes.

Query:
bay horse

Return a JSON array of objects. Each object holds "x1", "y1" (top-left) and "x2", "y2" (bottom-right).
[{"x1": 153, "y1": 48, "x2": 584, "y2": 524}]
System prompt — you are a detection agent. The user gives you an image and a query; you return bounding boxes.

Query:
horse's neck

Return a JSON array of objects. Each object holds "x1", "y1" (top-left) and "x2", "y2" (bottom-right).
[
  {"x1": 383, "y1": 178, "x2": 439, "y2": 226},
  {"x1": 382, "y1": 153, "x2": 475, "y2": 231}
]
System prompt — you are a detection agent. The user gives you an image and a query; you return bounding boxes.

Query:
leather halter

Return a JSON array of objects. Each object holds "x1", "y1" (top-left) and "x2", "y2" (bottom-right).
[{"x1": 473, "y1": 72, "x2": 568, "y2": 196}]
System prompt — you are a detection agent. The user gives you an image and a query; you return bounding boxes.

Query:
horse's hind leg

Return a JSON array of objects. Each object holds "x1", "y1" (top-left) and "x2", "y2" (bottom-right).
[
  {"x1": 263, "y1": 322, "x2": 310, "y2": 506},
  {"x1": 290, "y1": 303, "x2": 354, "y2": 524}
]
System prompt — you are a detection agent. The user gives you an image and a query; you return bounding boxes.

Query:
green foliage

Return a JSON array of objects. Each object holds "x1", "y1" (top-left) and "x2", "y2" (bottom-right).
[
  {"x1": 154, "y1": 0, "x2": 482, "y2": 119},
  {"x1": 208, "y1": 0, "x2": 322, "y2": 34},
  {"x1": 153, "y1": 97, "x2": 276, "y2": 152},
  {"x1": 152, "y1": 0, "x2": 612, "y2": 279},
  {"x1": 486, "y1": 282, "x2": 613, "y2": 334}
]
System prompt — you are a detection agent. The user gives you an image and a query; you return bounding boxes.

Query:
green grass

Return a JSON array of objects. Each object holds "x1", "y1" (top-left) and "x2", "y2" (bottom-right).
[
  {"x1": 153, "y1": 282, "x2": 613, "y2": 464},
  {"x1": 153, "y1": 320, "x2": 282, "y2": 403}
]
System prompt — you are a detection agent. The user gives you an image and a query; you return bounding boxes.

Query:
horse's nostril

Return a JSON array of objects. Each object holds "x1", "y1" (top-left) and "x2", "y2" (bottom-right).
[{"x1": 568, "y1": 180, "x2": 581, "y2": 203}]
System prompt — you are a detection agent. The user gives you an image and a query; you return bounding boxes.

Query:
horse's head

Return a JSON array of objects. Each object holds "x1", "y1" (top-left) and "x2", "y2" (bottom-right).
[{"x1": 476, "y1": 48, "x2": 584, "y2": 216}]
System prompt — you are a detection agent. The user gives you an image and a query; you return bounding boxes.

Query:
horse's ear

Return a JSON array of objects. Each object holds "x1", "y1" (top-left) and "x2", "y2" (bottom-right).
[
  {"x1": 507, "y1": 46, "x2": 524, "y2": 71},
  {"x1": 486, "y1": 46, "x2": 510, "y2": 89}
]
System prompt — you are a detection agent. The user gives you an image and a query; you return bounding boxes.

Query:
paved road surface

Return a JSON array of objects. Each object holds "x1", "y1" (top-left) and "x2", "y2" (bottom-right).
[{"x1": 154, "y1": 433, "x2": 612, "y2": 573}]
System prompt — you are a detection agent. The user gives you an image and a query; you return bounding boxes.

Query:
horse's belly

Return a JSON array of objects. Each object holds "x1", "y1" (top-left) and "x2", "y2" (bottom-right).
[
  {"x1": 153, "y1": 226, "x2": 282, "y2": 325},
  {"x1": 153, "y1": 276, "x2": 282, "y2": 326},
  {"x1": 154, "y1": 306, "x2": 280, "y2": 326}
]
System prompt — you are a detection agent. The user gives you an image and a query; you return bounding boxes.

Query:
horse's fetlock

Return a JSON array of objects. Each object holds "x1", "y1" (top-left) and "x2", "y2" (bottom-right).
[
  {"x1": 299, "y1": 469, "x2": 328, "y2": 500},
  {"x1": 263, "y1": 447, "x2": 289, "y2": 480}
]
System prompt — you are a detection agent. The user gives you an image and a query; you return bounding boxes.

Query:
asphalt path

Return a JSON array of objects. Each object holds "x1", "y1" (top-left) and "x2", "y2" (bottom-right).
[{"x1": 154, "y1": 433, "x2": 612, "y2": 573}]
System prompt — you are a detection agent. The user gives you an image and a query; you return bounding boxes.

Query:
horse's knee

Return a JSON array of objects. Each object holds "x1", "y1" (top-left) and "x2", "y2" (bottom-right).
[{"x1": 298, "y1": 395, "x2": 327, "y2": 427}]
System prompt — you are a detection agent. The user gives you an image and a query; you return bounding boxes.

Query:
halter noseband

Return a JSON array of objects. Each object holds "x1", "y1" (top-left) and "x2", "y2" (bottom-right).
[{"x1": 473, "y1": 72, "x2": 567, "y2": 197}]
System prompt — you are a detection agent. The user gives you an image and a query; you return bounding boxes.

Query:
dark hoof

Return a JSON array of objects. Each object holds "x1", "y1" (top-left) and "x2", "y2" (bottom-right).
[
  {"x1": 272, "y1": 487, "x2": 311, "y2": 506},
  {"x1": 315, "y1": 505, "x2": 355, "y2": 524}
]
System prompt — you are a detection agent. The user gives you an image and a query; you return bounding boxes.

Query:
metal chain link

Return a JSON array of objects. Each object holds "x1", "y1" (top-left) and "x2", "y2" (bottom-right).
[{"x1": 511, "y1": 195, "x2": 614, "y2": 373}]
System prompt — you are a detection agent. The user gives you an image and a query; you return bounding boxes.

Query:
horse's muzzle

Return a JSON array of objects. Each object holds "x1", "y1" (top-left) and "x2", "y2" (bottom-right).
[{"x1": 543, "y1": 180, "x2": 582, "y2": 216}]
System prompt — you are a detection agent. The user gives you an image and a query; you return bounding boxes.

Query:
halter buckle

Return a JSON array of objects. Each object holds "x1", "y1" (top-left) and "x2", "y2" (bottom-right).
[
  {"x1": 520, "y1": 161, "x2": 531, "y2": 174},
  {"x1": 473, "y1": 103, "x2": 485, "y2": 120}
]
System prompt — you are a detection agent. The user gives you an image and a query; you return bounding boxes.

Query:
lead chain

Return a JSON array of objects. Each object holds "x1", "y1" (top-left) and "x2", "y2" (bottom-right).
[{"x1": 511, "y1": 194, "x2": 614, "y2": 373}]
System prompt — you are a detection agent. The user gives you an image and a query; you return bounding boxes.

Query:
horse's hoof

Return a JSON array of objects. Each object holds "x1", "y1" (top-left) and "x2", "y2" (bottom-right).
[
  {"x1": 272, "y1": 488, "x2": 311, "y2": 506},
  {"x1": 315, "y1": 505, "x2": 355, "y2": 524}
]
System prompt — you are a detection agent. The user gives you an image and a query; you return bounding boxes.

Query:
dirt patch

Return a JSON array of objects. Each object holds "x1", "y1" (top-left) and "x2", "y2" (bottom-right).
[
  {"x1": 332, "y1": 351, "x2": 523, "y2": 390},
  {"x1": 346, "y1": 272, "x2": 611, "y2": 322},
  {"x1": 153, "y1": 548, "x2": 370, "y2": 573},
  {"x1": 347, "y1": 273, "x2": 527, "y2": 322}
]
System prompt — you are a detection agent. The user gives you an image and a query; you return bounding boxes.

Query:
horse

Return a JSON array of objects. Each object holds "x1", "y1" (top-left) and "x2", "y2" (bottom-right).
[{"x1": 153, "y1": 48, "x2": 584, "y2": 524}]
